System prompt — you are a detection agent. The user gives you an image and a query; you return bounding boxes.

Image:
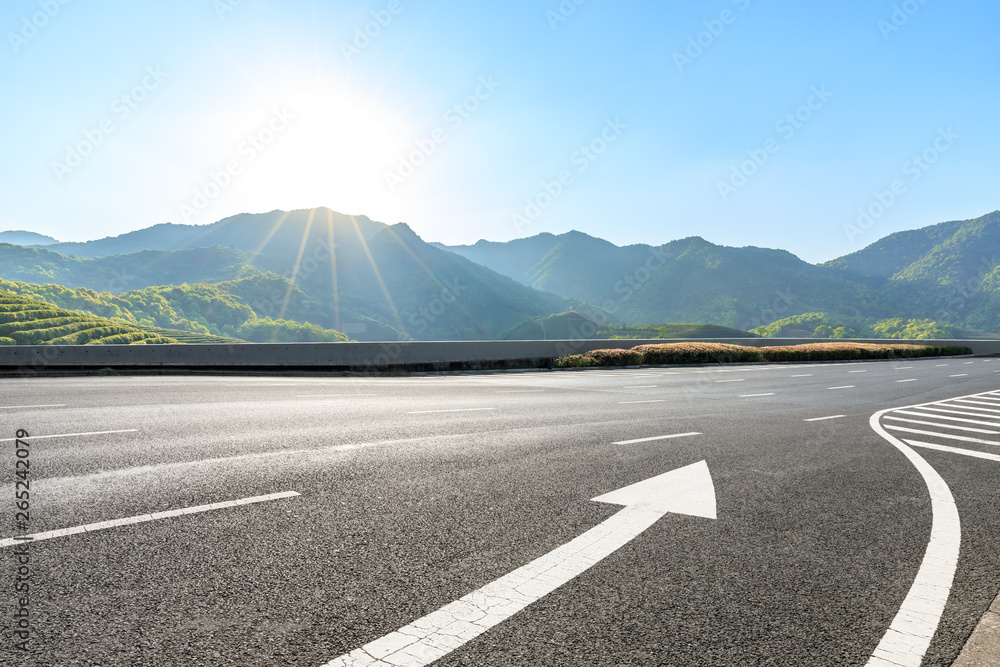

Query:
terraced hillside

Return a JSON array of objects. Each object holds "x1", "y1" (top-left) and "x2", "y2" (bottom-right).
[{"x1": 0, "y1": 291, "x2": 177, "y2": 345}]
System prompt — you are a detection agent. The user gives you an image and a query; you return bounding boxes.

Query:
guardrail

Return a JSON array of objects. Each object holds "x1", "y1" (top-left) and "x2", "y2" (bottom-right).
[{"x1": 0, "y1": 338, "x2": 996, "y2": 375}]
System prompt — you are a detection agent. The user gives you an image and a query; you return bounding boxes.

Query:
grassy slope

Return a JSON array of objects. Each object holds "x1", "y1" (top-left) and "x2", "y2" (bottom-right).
[{"x1": 0, "y1": 291, "x2": 177, "y2": 345}]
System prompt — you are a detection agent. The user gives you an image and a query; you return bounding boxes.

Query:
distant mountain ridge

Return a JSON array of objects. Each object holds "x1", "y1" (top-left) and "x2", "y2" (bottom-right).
[{"x1": 0, "y1": 230, "x2": 59, "y2": 246}]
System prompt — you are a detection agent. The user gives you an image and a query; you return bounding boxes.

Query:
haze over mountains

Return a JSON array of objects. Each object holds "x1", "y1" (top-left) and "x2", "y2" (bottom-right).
[{"x1": 1, "y1": 207, "x2": 998, "y2": 340}]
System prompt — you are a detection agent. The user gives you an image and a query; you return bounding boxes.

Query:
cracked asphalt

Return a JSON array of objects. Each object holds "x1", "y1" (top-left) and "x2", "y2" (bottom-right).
[{"x1": 1, "y1": 356, "x2": 999, "y2": 666}]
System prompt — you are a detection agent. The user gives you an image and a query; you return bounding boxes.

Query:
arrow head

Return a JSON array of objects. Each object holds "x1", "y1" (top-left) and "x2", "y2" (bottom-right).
[{"x1": 591, "y1": 460, "x2": 717, "y2": 519}]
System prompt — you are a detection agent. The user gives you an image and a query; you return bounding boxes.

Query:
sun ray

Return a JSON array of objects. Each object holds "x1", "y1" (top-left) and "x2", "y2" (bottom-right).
[
  {"x1": 278, "y1": 208, "x2": 317, "y2": 320},
  {"x1": 325, "y1": 208, "x2": 342, "y2": 331},
  {"x1": 347, "y1": 215, "x2": 404, "y2": 333}
]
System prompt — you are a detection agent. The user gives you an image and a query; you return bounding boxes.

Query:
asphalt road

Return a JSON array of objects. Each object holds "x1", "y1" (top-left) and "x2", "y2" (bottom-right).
[{"x1": 2, "y1": 355, "x2": 999, "y2": 666}]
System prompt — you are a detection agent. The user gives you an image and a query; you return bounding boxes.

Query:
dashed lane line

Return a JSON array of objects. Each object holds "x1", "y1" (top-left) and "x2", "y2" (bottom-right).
[
  {"x1": 406, "y1": 408, "x2": 497, "y2": 415},
  {"x1": 714, "y1": 379, "x2": 745, "y2": 383},
  {"x1": 0, "y1": 404, "x2": 66, "y2": 410},
  {"x1": 497, "y1": 390, "x2": 546, "y2": 394},
  {"x1": 740, "y1": 393, "x2": 775, "y2": 398},
  {"x1": 804, "y1": 415, "x2": 846, "y2": 422},
  {"x1": 849, "y1": 370, "x2": 868, "y2": 374},
  {"x1": 618, "y1": 399, "x2": 667, "y2": 405},
  {"x1": 791, "y1": 374, "x2": 813, "y2": 377},
  {"x1": 613, "y1": 432, "x2": 702, "y2": 445},
  {"x1": 625, "y1": 385, "x2": 658, "y2": 389},
  {"x1": 0, "y1": 429, "x2": 138, "y2": 443},
  {"x1": 896, "y1": 379, "x2": 918, "y2": 383},
  {"x1": 828, "y1": 386, "x2": 855, "y2": 390},
  {"x1": 297, "y1": 394, "x2": 378, "y2": 398},
  {"x1": 951, "y1": 374, "x2": 969, "y2": 378},
  {"x1": 0, "y1": 491, "x2": 301, "y2": 549}
]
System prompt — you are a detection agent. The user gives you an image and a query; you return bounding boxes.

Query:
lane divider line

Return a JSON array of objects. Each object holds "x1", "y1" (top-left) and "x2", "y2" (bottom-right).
[
  {"x1": 0, "y1": 491, "x2": 300, "y2": 549},
  {"x1": 0, "y1": 404, "x2": 66, "y2": 410},
  {"x1": 828, "y1": 386, "x2": 855, "y2": 390},
  {"x1": 613, "y1": 432, "x2": 702, "y2": 445},
  {"x1": 618, "y1": 399, "x2": 667, "y2": 404},
  {"x1": 406, "y1": 408, "x2": 497, "y2": 414},
  {"x1": 804, "y1": 415, "x2": 846, "y2": 422},
  {"x1": 0, "y1": 429, "x2": 138, "y2": 443},
  {"x1": 740, "y1": 393, "x2": 775, "y2": 398}
]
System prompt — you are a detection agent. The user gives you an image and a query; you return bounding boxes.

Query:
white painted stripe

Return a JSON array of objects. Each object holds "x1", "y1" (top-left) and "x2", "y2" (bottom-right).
[
  {"x1": 618, "y1": 399, "x2": 667, "y2": 404},
  {"x1": 866, "y1": 411, "x2": 960, "y2": 667},
  {"x1": 884, "y1": 425, "x2": 1000, "y2": 447},
  {"x1": 883, "y1": 416, "x2": 999, "y2": 435},
  {"x1": 406, "y1": 408, "x2": 497, "y2": 414},
  {"x1": 497, "y1": 390, "x2": 545, "y2": 393},
  {"x1": 804, "y1": 415, "x2": 846, "y2": 422},
  {"x1": 849, "y1": 370, "x2": 868, "y2": 373},
  {"x1": 970, "y1": 395, "x2": 1000, "y2": 402},
  {"x1": 791, "y1": 374, "x2": 813, "y2": 377},
  {"x1": 714, "y1": 379, "x2": 745, "y2": 383},
  {"x1": 613, "y1": 432, "x2": 701, "y2": 445},
  {"x1": 625, "y1": 385, "x2": 658, "y2": 388},
  {"x1": 954, "y1": 399, "x2": 1000, "y2": 410},
  {"x1": 740, "y1": 393, "x2": 775, "y2": 398},
  {"x1": 935, "y1": 364, "x2": 949, "y2": 367},
  {"x1": 0, "y1": 429, "x2": 138, "y2": 443},
  {"x1": 894, "y1": 410, "x2": 1000, "y2": 427},
  {"x1": 905, "y1": 440, "x2": 1000, "y2": 463},
  {"x1": 895, "y1": 366, "x2": 914, "y2": 370},
  {"x1": 297, "y1": 394, "x2": 377, "y2": 398},
  {"x1": 897, "y1": 379, "x2": 918, "y2": 383},
  {"x1": 950, "y1": 374, "x2": 969, "y2": 377},
  {"x1": 828, "y1": 386, "x2": 855, "y2": 390},
  {"x1": 0, "y1": 491, "x2": 300, "y2": 549},
  {"x1": 964, "y1": 361, "x2": 975, "y2": 364},
  {"x1": 0, "y1": 404, "x2": 66, "y2": 410},
  {"x1": 921, "y1": 405, "x2": 1000, "y2": 418}
]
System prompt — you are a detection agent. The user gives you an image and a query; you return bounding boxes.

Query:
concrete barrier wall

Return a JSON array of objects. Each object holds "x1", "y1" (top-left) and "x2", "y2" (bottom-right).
[{"x1": 0, "y1": 338, "x2": 996, "y2": 374}]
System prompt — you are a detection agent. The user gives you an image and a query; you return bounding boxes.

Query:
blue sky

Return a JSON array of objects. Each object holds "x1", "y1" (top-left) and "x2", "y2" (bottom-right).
[{"x1": 2, "y1": 0, "x2": 998, "y2": 262}]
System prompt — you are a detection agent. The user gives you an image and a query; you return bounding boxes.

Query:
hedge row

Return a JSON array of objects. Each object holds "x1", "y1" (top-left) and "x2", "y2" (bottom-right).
[{"x1": 555, "y1": 342, "x2": 974, "y2": 367}]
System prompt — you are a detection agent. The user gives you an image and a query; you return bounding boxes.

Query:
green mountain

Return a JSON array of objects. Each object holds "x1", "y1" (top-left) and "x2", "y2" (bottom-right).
[
  {"x1": 498, "y1": 311, "x2": 758, "y2": 340},
  {"x1": 0, "y1": 230, "x2": 59, "y2": 246},
  {"x1": 0, "y1": 209, "x2": 580, "y2": 341}
]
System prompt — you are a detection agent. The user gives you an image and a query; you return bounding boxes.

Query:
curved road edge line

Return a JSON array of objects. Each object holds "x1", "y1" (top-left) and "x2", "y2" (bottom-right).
[{"x1": 867, "y1": 404, "x2": 962, "y2": 667}]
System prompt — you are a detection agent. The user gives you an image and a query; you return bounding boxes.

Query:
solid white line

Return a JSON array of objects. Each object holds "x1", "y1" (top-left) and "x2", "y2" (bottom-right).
[
  {"x1": 884, "y1": 425, "x2": 1000, "y2": 447},
  {"x1": 866, "y1": 410, "x2": 960, "y2": 667},
  {"x1": 954, "y1": 399, "x2": 1000, "y2": 410},
  {"x1": 804, "y1": 415, "x2": 846, "y2": 422},
  {"x1": 893, "y1": 410, "x2": 1000, "y2": 427},
  {"x1": 618, "y1": 399, "x2": 667, "y2": 404},
  {"x1": 922, "y1": 405, "x2": 1000, "y2": 418},
  {"x1": 0, "y1": 491, "x2": 300, "y2": 549},
  {"x1": 613, "y1": 432, "x2": 701, "y2": 445},
  {"x1": 0, "y1": 429, "x2": 138, "y2": 443},
  {"x1": 896, "y1": 379, "x2": 918, "y2": 383},
  {"x1": 740, "y1": 393, "x2": 775, "y2": 398},
  {"x1": 906, "y1": 440, "x2": 1000, "y2": 462},
  {"x1": 297, "y1": 394, "x2": 377, "y2": 398},
  {"x1": 883, "y1": 416, "x2": 999, "y2": 435},
  {"x1": 828, "y1": 386, "x2": 855, "y2": 390},
  {"x1": 406, "y1": 408, "x2": 497, "y2": 414},
  {"x1": 0, "y1": 404, "x2": 66, "y2": 410}
]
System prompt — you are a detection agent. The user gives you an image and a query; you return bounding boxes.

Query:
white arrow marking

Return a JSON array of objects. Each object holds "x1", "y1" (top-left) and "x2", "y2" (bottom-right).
[{"x1": 322, "y1": 461, "x2": 716, "y2": 667}]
